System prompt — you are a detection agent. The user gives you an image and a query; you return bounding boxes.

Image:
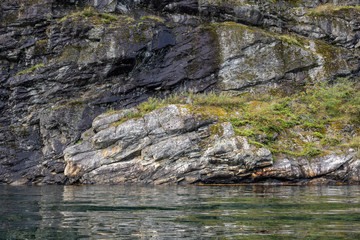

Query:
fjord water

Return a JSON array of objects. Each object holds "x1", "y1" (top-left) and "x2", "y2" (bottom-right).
[{"x1": 1, "y1": 185, "x2": 360, "y2": 239}]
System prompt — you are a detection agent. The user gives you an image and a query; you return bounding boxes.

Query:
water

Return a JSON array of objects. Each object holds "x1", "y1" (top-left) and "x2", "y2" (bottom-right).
[{"x1": 1, "y1": 185, "x2": 360, "y2": 239}]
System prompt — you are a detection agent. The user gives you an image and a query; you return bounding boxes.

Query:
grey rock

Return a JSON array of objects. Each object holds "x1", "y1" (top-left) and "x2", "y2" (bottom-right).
[
  {"x1": 0, "y1": 0, "x2": 359, "y2": 185},
  {"x1": 64, "y1": 106, "x2": 273, "y2": 184}
]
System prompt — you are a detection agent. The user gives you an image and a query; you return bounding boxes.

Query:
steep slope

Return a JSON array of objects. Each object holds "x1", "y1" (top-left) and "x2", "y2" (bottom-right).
[{"x1": 0, "y1": 0, "x2": 359, "y2": 184}]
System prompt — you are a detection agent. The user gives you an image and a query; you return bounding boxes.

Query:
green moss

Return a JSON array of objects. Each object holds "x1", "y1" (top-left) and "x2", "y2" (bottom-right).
[
  {"x1": 98, "y1": 13, "x2": 117, "y2": 22},
  {"x1": 59, "y1": 7, "x2": 119, "y2": 25},
  {"x1": 51, "y1": 99, "x2": 85, "y2": 111},
  {"x1": 210, "y1": 124, "x2": 224, "y2": 137},
  {"x1": 140, "y1": 15, "x2": 165, "y2": 23},
  {"x1": 198, "y1": 0, "x2": 245, "y2": 7},
  {"x1": 307, "y1": 4, "x2": 360, "y2": 17},
  {"x1": 303, "y1": 122, "x2": 324, "y2": 129},
  {"x1": 58, "y1": 45, "x2": 88, "y2": 62},
  {"x1": 112, "y1": 111, "x2": 143, "y2": 127},
  {"x1": 235, "y1": 128, "x2": 255, "y2": 137},
  {"x1": 272, "y1": 0, "x2": 303, "y2": 6},
  {"x1": 313, "y1": 40, "x2": 351, "y2": 78},
  {"x1": 278, "y1": 35, "x2": 304, "y2": 48},
  {"x1": 17, "y1": 63, "x2": 44, "y2": 75}
]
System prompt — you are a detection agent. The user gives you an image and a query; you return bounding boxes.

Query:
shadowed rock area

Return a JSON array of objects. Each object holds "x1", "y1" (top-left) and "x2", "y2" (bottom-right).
[{"x1": 0, "y1": 0, "x2": 359, "y2": 184}]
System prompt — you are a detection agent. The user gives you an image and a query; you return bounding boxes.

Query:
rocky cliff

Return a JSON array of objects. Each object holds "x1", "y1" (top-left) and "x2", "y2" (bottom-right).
[{"x1": 0, "y1": 0, "x2": 359, "y2": 185}]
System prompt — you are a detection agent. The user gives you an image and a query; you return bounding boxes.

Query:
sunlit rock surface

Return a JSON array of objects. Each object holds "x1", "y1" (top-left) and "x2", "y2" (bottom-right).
[
  {"x1": 0, "y1": 0, "x2": 359, "y2": 184},
  {"x1": 63, "y1": 105, "x2": 359, "y2": 185},
  {"x1": 64, "y1": 105, "x2": 273, "y2": 184}
]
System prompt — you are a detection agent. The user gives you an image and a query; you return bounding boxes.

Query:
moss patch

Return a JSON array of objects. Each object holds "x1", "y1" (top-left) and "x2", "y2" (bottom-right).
[
  {"x1": 51, "y1": 98, "x2": 85, "y2": 111},
  {"x1": 307, "y1": 4, "x2": 360, "y2": 17},
  {"x1": 140, "y1": 15, "x2": 165, "y2": 23},
  {"x1": 17, "y1": 63, "x2": 44, "y2": 75},
  {"x1": 59, "y1": 7, "x2": 119, "y2": 25}
]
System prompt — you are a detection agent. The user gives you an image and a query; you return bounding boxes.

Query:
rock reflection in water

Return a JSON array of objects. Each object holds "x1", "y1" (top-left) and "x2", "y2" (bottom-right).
[{"x1": 1, "y1": 185, "x2": 360, "y2": 239}]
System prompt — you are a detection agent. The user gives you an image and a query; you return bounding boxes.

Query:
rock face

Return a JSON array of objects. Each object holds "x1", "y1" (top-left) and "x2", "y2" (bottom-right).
[
  {"x1": 64, "y1": 105, "x2": 360, "y2": 185},
  {"x1": 0, "y1": 0, "x2": 359, "y2": 184},
  {"x1": 64, "y1": 105, "x2": 272, "y2": 184}
]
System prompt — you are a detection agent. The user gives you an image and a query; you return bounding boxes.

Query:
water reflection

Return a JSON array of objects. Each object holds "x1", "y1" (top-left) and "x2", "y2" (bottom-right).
[{"x1": 1, "y1": 185, "x2": 360, "y2": 239}]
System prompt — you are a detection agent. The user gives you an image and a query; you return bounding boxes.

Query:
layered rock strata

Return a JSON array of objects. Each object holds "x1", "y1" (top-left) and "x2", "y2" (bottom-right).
[
  {"x1": 64, "y1": 105, "x2": 360, "y2": 185},
  {"x1": 0, "y1": 0, "x2": 359, "y2": 184}
]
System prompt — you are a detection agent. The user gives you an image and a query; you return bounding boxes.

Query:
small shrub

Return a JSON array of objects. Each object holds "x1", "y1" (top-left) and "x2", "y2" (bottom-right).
[
  {"x1": 234, "y1": 128, "x2": 255, "y2": 137},
  {"x1": 313, "y1": 132, "x2": 324, "y2": 139},
  {"x1": 305, "y1": 147, "x2": 322, "y2": 158},
  {"x1": 321, "y1": 137, "x2": 341, "y2": 146},
  {"x1": 137, "y1": 97, "x2": 163, "y2": 113},
  {"x1": 229, "y1": 117, "x2": 250, "y2": 127}
]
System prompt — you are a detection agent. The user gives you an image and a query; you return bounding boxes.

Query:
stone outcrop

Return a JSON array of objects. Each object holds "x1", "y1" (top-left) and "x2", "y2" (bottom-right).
[
  {"x1": 0, "y1": 0, "x2": 359, "y2": 184},
  {"x1": 63, "y1": 105, "x2": 360, "y2": 185},
  {"x1": 63, "y1": 105, "x2": 272, "y2": 184}
]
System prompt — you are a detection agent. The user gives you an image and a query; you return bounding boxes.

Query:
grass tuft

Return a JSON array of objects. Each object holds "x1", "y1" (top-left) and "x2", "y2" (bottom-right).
[
  {"x1": 307, "y1": 4, "x2": 360, "y2": 17},
  {"x1": 17, "y1": 63, "x2": 44, "y2": 75},
  {"x1": 59, "y1": 7, "x2": 119, "y2": 24},
  {"x1": 107, "y1": 79, "x2": 360, "y2": 160}
]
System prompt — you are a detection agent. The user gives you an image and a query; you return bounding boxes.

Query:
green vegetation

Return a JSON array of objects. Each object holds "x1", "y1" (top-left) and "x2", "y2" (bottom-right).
[
  {"x1": 198, "y1": 0, "x2": 245, "y2": 7},
  {"x1": 50, "y1": 98, "x2": 85, "y2": 111},
  {"x1": 111, "y1": 111, "x2": 143, "y2": 127},
  {"x1": 307, "y1": 4, "x2": 360, "y2": 17},
  {"x1": 17, "y1": 63, "x2": 44, "y2": 75},
  {"x1": 140, "y1": 15, "x2": 165, "y2": 23},
  {"x1": 272, "y1": 0, "x2": 303, "y2": 5},
  {"x1": 109, "y1": 79, "x2": 360, "y2": 159},
  {"x1": 59, "y1": 7, "x2": 119, "y2": 24},
  {"x1": 278, "y1": 34, "x2": 304, "y2": 47}
]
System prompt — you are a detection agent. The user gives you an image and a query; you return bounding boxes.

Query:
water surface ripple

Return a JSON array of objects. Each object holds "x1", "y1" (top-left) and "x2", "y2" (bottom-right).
[{"x1": 1, "y1": 185, "x2": 360, "y2": 239}]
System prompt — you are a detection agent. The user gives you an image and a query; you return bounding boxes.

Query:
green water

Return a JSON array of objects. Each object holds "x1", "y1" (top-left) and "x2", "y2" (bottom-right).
[{"x1": 1, "y1": 185, "x2": 360, "y2": 239}]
